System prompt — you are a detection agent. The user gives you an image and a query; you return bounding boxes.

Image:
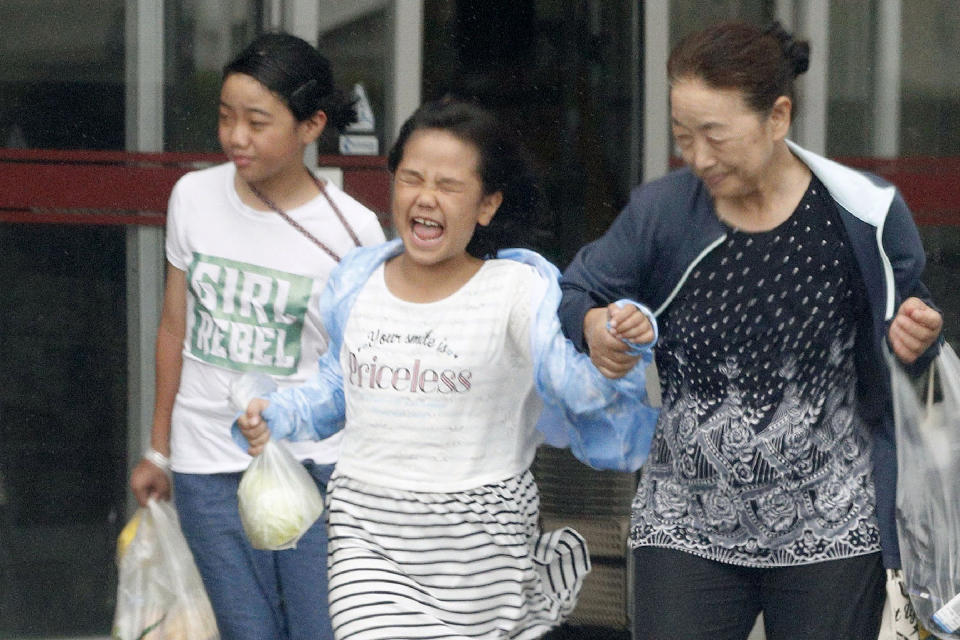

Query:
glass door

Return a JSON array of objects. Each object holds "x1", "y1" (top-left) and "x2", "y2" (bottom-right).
[{"x1": 0, "y1": 2, "x2": 128, "y2": 636}]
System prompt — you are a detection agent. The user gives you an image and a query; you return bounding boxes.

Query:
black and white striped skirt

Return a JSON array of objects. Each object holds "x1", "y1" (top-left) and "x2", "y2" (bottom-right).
[{"x1": 326, "y1": 470, "x2": 590, "y2": 640}]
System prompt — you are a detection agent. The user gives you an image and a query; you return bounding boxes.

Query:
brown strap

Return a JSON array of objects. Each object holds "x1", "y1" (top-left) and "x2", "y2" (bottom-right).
[{"x1": 247, "y1": 174, "x2": 361, "y2": 262}]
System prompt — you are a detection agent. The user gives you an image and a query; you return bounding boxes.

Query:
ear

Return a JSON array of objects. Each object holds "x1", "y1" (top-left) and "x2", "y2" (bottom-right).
[
  {"x1": 768, "y1": 96, "x2": 792, "y2": 140},
  {"x1": 299, "y1": 110, "x2": 328, "y2": 145},
  {"x1": 477, "y1": 191, "x2": 503, "y2": 227}
]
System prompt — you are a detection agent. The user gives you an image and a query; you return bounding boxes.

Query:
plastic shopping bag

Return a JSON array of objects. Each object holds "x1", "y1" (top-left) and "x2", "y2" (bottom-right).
[
  {"x1": 878, "y1": 569, "x2": 933, "y2": 640},
  {"x1": 237, "y1": 438, "x2": 325, "y2": 549},
  {"x1": 230, "y1": 371, "x2": 325, "y2": 550},
  {"x1": 113, "y1": 498, "x2": 219, "y2": 640},
  {"x1": 891, "y1": 342, "x2": 960, "y2": 639}
]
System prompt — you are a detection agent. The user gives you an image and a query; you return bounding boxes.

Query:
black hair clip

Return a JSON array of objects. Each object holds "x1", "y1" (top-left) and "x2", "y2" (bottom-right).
[{"x1": 290, "y1": 78, "x2": 318, "y2": 102}]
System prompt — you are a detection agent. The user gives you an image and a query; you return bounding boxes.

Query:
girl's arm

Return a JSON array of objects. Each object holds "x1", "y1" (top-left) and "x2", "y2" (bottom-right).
[
  {"x1": 232, "y1": 242, "x2": 395, "y2": 452},
  {"x1": 231, "y1": 331, "x2": 347, "y2": 452},
  {"x1": 130, "y1": 263, "x2": 186, "y2": 505},
  {"x1": 503, "y1": 252, "x2": 661, "y2": 472}
]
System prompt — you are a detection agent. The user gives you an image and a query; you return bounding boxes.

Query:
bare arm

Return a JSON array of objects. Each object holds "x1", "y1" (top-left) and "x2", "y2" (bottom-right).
[{"x1": 129, "y1": 263, "x2": 187, "y2": 505}]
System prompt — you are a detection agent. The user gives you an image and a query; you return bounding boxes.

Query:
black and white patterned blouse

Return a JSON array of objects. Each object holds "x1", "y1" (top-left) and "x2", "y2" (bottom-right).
[{"x1": 630, "y1": 175, "x2": 882, "y2": 566}]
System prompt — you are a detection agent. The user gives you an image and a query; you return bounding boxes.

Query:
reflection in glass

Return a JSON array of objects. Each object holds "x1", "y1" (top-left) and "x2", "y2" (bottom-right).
[
  {"x1": 0, "y1": 0, "x2": 124, "y2": 149},
  {"x1": 0, "y1": 224, "x2": 127, "y2": 636},
  {"x1": 0, "y1": 1, "x2": 130, "y2": 637},
  {"x1": 423, "y1": 0, "x2": 641, "y2": 266},
  {"x1": 164, "y1": 1, "x2": 261, "y2": 152}
]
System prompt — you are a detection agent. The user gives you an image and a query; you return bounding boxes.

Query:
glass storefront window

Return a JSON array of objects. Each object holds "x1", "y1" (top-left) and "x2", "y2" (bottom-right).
[
  {"x1": 669, "y1": 0, "x2": 769, "y2": 44},
  {"x1": 422, "y1": 0, "x2": 642, "y2": 266},
  {"x1": 826, "y1": 1, "x2": 876, "y2": 156},
  {"x1": 0, "y1": 0, "x2": 125, "y2": 149},
  {"x1": 899, "y1": 1, "x2": 960, "y2": 156},
  {"x1": 0, "y1": 224, "x2": 128, "y2": 637},
  {"x1": 317, "y1": 7, "x2": 390, "y2": 156},
  {"x1": 1, "y1": 2, "x2": 128, "y2": 637},
  {"x1": 164, "y1": 1, "x2": 261, "y2": 152},
  {"x1": 898, "y1": 1, "x2": 960, "y2": 344}
]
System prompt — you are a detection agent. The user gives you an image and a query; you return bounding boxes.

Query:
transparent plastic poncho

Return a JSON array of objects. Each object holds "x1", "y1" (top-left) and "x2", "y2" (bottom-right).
[{"x1": 231, "y1": 239, "x2": 660, "y2": 473}]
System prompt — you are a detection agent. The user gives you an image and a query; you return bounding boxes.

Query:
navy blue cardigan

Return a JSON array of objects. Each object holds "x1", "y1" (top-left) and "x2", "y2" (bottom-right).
[{"x1": 559, "y1": 141, "x2": 940, "y2": 569}]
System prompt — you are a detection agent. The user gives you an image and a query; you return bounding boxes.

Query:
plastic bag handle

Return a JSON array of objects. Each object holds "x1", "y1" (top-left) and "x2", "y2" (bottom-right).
[{"x1": 926, "y1": 361, "x2": 936, "y2": 412}]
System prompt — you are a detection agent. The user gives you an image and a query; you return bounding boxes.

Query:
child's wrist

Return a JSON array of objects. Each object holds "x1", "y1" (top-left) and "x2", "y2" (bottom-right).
[{"x1": 144, "y1": 448, "x2": 171, "y2": 473}]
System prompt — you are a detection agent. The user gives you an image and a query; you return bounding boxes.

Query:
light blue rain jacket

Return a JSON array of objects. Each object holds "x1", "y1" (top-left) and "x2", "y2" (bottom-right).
[{"x1": 234, "y1": 239, "x2": 660, "y2": 472}]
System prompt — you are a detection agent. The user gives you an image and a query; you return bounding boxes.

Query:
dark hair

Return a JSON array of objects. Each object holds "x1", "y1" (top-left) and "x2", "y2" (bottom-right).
[
  {"x1": 223, "y1": 32, "x2": 356, "y2": 130},
  {"x1": 387, "y1": 98, "x2": 543, "y2": 259},
  {"x1": 668, "y1": 21, "x2": 810, "y2": 116}
]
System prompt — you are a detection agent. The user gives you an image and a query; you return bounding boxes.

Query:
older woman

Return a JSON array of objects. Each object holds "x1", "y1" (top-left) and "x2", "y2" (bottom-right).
[{"x1": 559, "y1": 21, "x2": 942, "y2": 640}]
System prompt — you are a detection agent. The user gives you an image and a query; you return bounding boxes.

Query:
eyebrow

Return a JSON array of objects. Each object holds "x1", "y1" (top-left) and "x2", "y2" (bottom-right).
[
  {"x1": 671, "y1": 117, "x2": 725, "y2": 132},
  {"x1": 396, "y1": 169, "x2": 467, "y2": 187},
  {"x1": 219, "y1": 101, "x2": 273, "y2": 118}
]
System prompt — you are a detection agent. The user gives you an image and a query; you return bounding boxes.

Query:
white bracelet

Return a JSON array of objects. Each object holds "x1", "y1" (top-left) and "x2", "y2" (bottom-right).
[{"x1": 144, "y1": 448, "x2": 171, "y2": 472}]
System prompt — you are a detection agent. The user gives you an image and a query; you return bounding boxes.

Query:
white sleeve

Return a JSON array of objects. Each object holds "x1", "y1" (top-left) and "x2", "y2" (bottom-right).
[
  {"x1": 164, "y1": 178, "x2": 192, "y2": 270},
  {"x1": 507, "y1": 264, "x2": 547, "y2": 358},
  {"x1": 356, "y1": 214, "x2": 387, "y2": 246}
]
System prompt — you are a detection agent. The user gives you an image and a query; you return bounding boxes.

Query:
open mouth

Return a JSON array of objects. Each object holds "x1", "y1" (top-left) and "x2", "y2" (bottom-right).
[{"x1": 411, "y1": 216, "x2": 444, "y2": 242}]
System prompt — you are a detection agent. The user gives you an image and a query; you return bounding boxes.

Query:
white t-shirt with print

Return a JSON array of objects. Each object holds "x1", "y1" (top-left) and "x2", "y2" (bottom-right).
[
  {"x1": 165, "y1": 162, "x2": 386, "y2": 473},
  {"x1": 336, "y1": 259, "x2": 548, "y2": 492}
]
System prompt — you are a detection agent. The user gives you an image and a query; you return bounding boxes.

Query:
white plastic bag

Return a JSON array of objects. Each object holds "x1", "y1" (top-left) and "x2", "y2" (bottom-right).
[
  {"x1": 230, "y1": 371, "x2": 325, "y2": 551},
  {"x1": 878, "y1": 569, "x2": 931, "y2": 640},
  {"x1": 237, "y1": 438, "x2": 325, "y2": 550},
  {"x1": 113, "y1": 498, "x2": 219, "y2": 640},
  {"x1": 891, "y1": 342, "x2": 960, "y2": 639}
]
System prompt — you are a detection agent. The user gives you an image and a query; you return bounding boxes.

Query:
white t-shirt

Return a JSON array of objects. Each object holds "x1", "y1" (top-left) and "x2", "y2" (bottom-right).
[
  {"x1": 165, "y1": 162, "x2": 386, "y2": 473},
  {"x1": 336, "y1": 259, "x2": 548, "y2": 492}
]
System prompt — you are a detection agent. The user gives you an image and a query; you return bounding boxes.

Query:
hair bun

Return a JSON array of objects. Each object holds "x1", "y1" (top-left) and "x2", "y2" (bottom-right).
[
  {"x1": 786, "y1": 41, "x2": 810, "y2": 76},
  {"x1": 765, "y1": 21, "x2": 810, "y2": 77}
]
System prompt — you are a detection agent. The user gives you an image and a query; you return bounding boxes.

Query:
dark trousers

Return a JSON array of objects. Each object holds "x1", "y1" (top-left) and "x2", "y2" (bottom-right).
[{"x1": 632, "y1": 546, "x2": 885, "y2": 640}]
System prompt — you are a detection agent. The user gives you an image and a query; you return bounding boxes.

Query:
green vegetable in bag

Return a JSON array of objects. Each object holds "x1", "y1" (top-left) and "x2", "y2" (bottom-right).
[{"x1": 237, "y1": 438, "x2": 325, "y2": 550}]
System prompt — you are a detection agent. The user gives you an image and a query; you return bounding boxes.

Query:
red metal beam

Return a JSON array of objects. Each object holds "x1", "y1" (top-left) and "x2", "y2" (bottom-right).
[
  {"x1": 0, "y1": 150, "x2": 390, "y2": 227},
  {"x1": 0, "y1": 150, "x2": 954, "y2": 227},
  {"x1": 839, "y1": 156, "x2": 960, "y2": 227}
]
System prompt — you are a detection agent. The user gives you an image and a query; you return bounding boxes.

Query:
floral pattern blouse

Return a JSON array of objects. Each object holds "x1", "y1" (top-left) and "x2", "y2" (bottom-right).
[{"x1": 630, "y1": 176, "x2": 882, "y2": 566}]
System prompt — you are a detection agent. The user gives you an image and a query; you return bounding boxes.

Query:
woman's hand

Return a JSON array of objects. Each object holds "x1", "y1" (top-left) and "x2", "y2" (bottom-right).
[
  {"x1": 888, "y1": 296, "x2": 943, "y2": 364},
  {"x1": 237, "y1": 398, "x2": 272, "y2": 456},
  {"x1": 130, "y1": 457, "x2": 171, "y2": 506},
  {"x1": 584, "y1": 304, "x2": 654, "y2": 379},
  {"x1": 608, "y1": 303, "x2": 656, "y2": 345}
]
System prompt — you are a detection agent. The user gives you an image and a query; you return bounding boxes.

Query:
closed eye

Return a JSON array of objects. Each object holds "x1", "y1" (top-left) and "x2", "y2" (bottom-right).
[
  {"x1": 436, "y1": 179, "x2": 466, "y2": 193},
  {"x1": 396, "y1": 170, "x2": 422, "y2": 185}
]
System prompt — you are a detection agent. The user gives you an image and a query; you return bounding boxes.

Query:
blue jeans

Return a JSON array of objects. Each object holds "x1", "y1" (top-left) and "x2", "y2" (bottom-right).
[
  {"x1": 174, "y1": 461, "x2": 334, "y2": 640},
  {"x1": 631, "y1": 546, "x2": 885, "y2": 640}
]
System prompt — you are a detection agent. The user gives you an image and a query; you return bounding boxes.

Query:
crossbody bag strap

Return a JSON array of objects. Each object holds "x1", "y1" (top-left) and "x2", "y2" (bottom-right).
[{"x1": 247, "y1": 174, "x2": 363, "y2": 262}]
